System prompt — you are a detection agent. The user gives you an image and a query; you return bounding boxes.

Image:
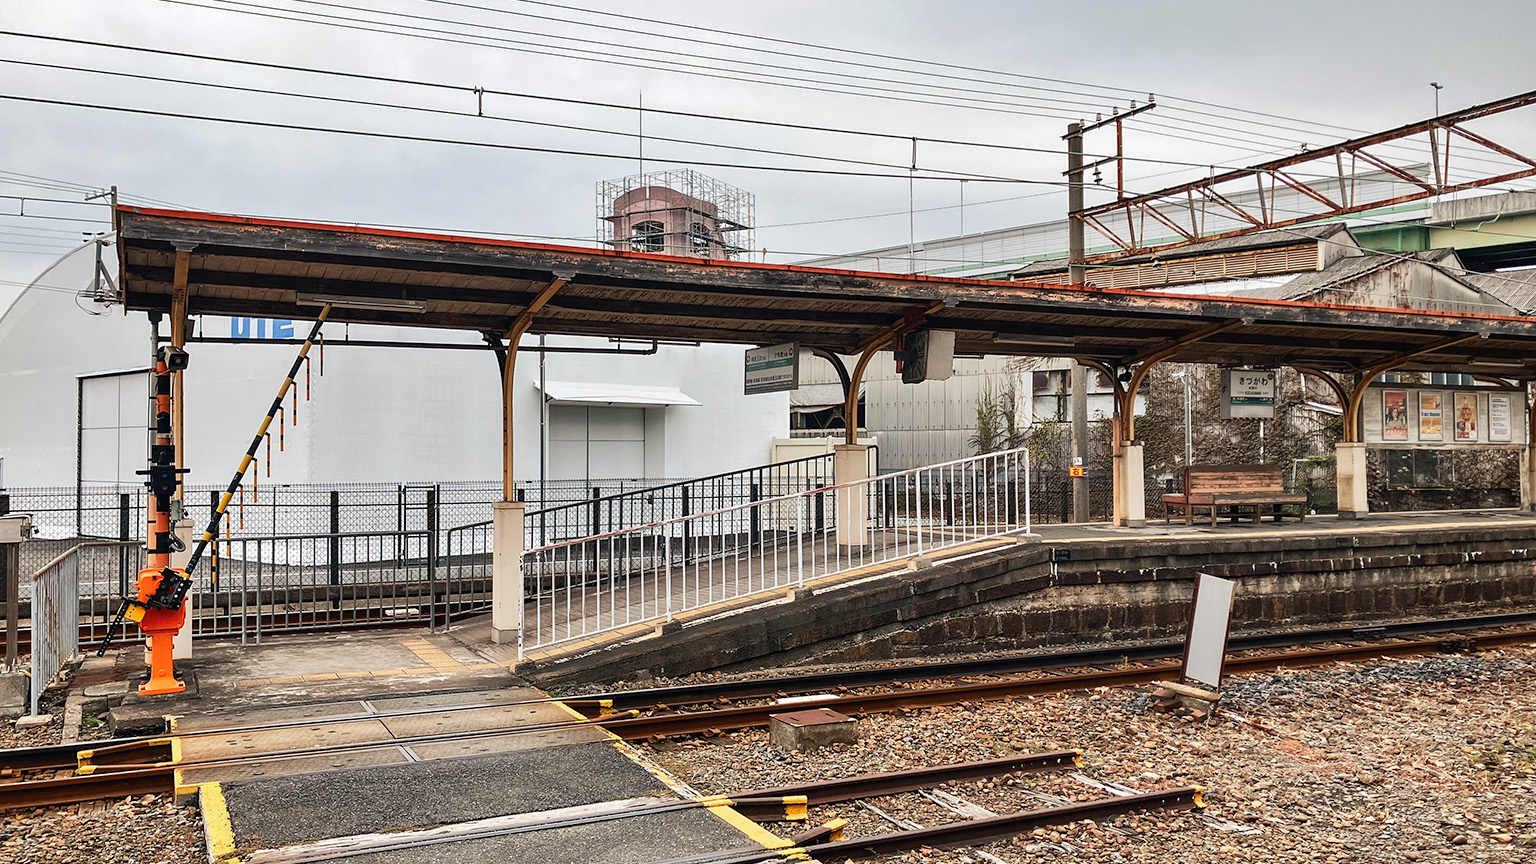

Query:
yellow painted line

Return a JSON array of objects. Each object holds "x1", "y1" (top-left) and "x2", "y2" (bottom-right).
[
  {"x1": 400, "y1": 667, "x2": 437, "y2": 675},
  {"x1": 267, "y1": 676, "x2": 305, "y2": 684},
  {"x1": 201, "y1": 782, "x2": 240, "y2": 862},
  {"x1": 704, "y1": 803, "x2": 797, "y2": 851},
  {"x1": 335, "y1": 671, "x2": 372, "y2": 679},
  {"x1": 302, "y1": 673, "x2": 340, "y2": 681},
  {"x1": 555, "y1": 692, "x2": 803, "y2": 857},
  {"x1": 234, "y1": 678, "x2": 269, "y2": 687},
  {"x1": 369, "y1": 669, "x2": 405, "y2": 677}
]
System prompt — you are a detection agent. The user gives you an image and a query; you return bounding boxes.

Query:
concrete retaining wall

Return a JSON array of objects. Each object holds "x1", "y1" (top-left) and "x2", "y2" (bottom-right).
[{"x1": 520, "y1": 525, "x2": 1536, "y2": 686}]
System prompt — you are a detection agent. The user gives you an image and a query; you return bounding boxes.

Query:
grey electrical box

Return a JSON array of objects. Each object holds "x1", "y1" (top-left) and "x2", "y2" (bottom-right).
[{"x1": 0, "y1": 515, "x2": 33, "y2": 544}]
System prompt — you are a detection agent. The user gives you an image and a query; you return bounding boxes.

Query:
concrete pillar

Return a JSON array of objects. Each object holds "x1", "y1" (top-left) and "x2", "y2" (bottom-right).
[
  {"x1": 833, "y1": 444, "x2": 869, "y2": 549},
  {"x1": 1522, "y1": 446, "x2": 1536, "y2": 511},
  {"x1": 1336, "y1": 441, "x2": 1370, "y2": 519},
  {"x1": 491, "y1": 501, "x2": 525, "y2": 645},
  {"x1": 1113, "y1": 441, "x2": 1146, "y2": 528},
  {"x1": 169, "y1": 518, "x2": 195, "y2": 661}
]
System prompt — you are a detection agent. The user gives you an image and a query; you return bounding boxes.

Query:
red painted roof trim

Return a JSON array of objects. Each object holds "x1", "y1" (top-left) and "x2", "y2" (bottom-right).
[{"x1": 116, "y1": 205, "x2": 1535, "y2": 326}]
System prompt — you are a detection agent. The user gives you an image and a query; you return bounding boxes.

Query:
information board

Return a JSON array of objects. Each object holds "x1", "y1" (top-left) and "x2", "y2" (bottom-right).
[{"x1": 744, "y1": 342, "x2": 799, "y2": 395}]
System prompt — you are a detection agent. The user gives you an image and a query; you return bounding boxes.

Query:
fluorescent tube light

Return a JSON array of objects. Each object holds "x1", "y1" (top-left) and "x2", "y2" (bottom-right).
[
  {"x1": 295, "y1": 292, "x2": 426, "y2": 313},
  {"x1": 993, "y1": 332, "x2": 1076, "y2": 346}
]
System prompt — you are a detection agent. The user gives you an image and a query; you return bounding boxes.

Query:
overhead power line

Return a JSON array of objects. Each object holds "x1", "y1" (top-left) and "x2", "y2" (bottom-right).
[
  {"x1": 0, "y1": 57, "x2": 1046, "y2": 183},
  {"x1": 0, "y1": 92, "x2": 1071, "y2": 186},
  {"x1": 4, "y1": 31, "x2": 1457, "y2": 185},
  {"x1": 158, "y1": 0, "x2": 1082, "y2": 122}
]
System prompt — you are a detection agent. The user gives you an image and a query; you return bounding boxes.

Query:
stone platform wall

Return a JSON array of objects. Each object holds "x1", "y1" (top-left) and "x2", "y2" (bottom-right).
[{"x1": 520, "y1": 525, "x2": 1536, "y2": 686}]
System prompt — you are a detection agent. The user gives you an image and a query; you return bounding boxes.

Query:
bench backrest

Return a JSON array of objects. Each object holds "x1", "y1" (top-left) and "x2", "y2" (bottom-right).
[{"x1": 1184, "y1": 463, "x2": 1286, "y2": 494}]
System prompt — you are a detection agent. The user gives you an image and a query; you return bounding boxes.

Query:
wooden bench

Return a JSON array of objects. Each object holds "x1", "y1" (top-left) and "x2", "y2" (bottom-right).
[{"x1": 1162, "y1": 464, "x2": 1307, "y2": 526}]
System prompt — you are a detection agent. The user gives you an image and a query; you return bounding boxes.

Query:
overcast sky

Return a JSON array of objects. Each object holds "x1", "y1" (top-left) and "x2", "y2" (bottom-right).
[{"x1": 4, "y1": 0, "x2": 1536, "y2": 305}]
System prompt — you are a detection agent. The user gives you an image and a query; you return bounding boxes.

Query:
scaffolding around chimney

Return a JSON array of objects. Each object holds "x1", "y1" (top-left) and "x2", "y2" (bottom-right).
[{"x1": 597, "y1": 169, "x2": 755, "y2": 260}]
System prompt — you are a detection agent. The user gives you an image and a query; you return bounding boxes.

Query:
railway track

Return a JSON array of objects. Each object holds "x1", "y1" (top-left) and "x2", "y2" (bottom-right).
[{"x1": 2, "y1": 611, "x2": 1533, "y2": 812}]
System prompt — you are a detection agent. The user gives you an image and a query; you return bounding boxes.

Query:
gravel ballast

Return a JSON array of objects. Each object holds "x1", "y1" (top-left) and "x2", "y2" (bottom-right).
[{"x1": 641, "y1": 646, "x2": 1536, "y2": 862}]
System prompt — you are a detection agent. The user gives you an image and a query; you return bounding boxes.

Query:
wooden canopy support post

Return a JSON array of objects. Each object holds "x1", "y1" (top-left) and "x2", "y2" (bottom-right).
[
  {"x1": 169, "y1": 247, "x2": 191, "y2": 511},
  {"x1": 1334, "y1": 333, "x2": 1482, "y2": 519},
  {"x1": 1343, "y1": 334, "x2": 1484, "y2": 442},
  {"x1": 501, "y1": 275, "x2": 569, "y2": 502},
  {"x1": 493, "y1": 274, "x2": 568, "y2": 649},
  {"x1": 1292, "y1": 365, "x2": 1349, "y2": 433},
  {"x1": 1110, "y1": 320, "x2": 1244, "y2": 527},
  {"x1": 1525, "y1": 382, "x2": 1536, "y2": 511},
  {"x1": 810, "y1": 347, "x2": 852, "y2": 412},
  {"x1": 841, "y1": 300, "x2": 948, "y2": 446}
]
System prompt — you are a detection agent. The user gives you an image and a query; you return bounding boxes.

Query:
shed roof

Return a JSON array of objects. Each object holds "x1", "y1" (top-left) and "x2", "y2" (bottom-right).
[{"x1": 115, "y1": 207, "x2": 1536, "y2": 376}]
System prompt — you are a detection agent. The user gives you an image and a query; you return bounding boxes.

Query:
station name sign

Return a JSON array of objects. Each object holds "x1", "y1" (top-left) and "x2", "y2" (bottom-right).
[
  {"x1": 1220, "y1": 368, "x2": 1277, "y2": 419},
  {"x1": 745, "y1": 342, "x2": 799, "y2": 395}
]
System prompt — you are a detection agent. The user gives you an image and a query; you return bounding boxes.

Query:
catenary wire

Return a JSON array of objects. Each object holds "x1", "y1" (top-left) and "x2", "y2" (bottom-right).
[
  {"x1": 0, "y1": 57, "x2": 1062, "y2": 182},
  {"x1": 156, "y1": 0, "x2": 1083, "y2": 122},
  {"x1": 339, "y1": 0, "x2": 1521, "y2": 169},
  {"x1": 12, "y1": 29, "x2": 1520, "y2": 188},
  {"x1": 0, "y1": 92, "x2": 1074, "y2": 185}
]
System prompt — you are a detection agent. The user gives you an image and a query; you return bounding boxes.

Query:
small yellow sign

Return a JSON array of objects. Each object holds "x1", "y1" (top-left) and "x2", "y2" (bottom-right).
[
  {"x1": 125, "y1": 605, "x2": 146, "y2": 623},
  {"x1": 1069, "y1": 466, "x2": 1086, "y2": 478}
]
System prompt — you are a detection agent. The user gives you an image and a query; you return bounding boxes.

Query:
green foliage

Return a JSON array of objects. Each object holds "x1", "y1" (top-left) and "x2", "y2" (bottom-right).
[{"x1": 969, "y1": 378, "x2": 1025, "y2": 455}]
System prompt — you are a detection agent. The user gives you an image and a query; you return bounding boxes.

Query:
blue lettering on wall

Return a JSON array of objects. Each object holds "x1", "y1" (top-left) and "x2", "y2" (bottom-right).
[{"x1": 230, "y1": 318, "x2": 297, "y2": 340}]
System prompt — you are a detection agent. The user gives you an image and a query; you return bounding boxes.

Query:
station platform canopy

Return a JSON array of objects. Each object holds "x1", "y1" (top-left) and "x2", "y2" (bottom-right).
[{"x1": 116, "y1": 207, "x2": 1536, "y2": 376}]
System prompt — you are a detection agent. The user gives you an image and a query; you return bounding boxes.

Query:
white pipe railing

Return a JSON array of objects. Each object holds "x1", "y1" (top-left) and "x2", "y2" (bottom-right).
[
  {"x1": 26, "y1": 543, "x2": 138, "y2": 714},
  {"x1": 519, "y1": 447, "x2": 1031, "y2": 657}
]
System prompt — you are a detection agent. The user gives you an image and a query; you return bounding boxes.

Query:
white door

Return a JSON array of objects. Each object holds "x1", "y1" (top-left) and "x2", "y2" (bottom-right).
[
  {"x1": 79, "y1": 371, "x2": 149, "y2": 483},
  {"x1": 548, "y1": 405, "x2": 646, "y2": 480}
]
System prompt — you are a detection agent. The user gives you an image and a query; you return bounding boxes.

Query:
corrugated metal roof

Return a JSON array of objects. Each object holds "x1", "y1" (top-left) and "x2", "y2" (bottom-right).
[
  {"x1": 1011, "y1": 225, "x2": 1350, "y2": 278},
  {"x1": 1461, "y1": 269, "x2": 1536, "y2": 312}
]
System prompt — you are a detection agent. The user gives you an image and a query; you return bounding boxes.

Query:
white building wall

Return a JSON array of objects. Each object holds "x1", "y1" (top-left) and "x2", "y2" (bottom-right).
[{"x1": 0, "y1": 244, "x2": 786, "y2": 490}]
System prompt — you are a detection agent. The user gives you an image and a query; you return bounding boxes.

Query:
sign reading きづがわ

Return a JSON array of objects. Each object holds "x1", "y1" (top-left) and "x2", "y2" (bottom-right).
[
  {"x1": 744, "y1": 342, "x2": 799, "y2": 395},
  {"x1": 1220, "y1": 368, "x2": 1277, "y2": 419}
]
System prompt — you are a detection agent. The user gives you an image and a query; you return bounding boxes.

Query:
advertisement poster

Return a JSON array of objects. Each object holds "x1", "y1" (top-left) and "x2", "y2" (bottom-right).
[
  {"x1": 1382, "y1": 390, "x2": 1409, "y2": 440},
  {"x1": 1454, "y1": 393, "x2": 1479, "y2": 441},
  {"x1": 1418, "y1": 392, "x2": 1443, "y2": 440},
  {"x1": 1489, "y1": 394, "x2": 1513, "y2": 442}
]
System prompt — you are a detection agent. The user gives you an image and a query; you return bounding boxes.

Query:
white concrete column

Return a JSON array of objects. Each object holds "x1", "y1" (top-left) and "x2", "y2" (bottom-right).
[
  {"x1": 833, "y1": 444, "x2": 870, "y2": 549},
  {"x1": 1113, "y1": 441, "x2": 1146, "y2": 528},
  {"x1": 169, "y1": 518, "x2": 195, "y2": 660},
  {"x1": 1521, "y1": 447, "x2": 1536, "y2": 511},
  {"x1": 491, "y1": 501, "x2": 525, "y2": 644},
  {"x1": 1336, "y1": 441, "x2": 1370, "y2": 519}
]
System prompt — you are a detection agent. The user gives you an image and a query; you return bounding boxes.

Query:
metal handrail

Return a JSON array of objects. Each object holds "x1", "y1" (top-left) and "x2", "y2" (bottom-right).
[
  {"x1": 444, "y1": 448, "x2": 876, "y2": 538},
  {"x1": 29, "y1": 540, "x2": 140, "y2": 582},
  {"x1": 527, "y1": 445, "x2": 1019, "y2": 556}
]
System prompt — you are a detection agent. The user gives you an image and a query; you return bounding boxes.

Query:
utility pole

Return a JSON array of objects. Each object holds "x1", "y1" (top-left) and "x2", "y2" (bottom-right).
[
  {"x1": 1064, "y1": 101, "x2": 1156, "y2": 523},
  {"x1": 1066, "y1": 121, "x2": 1089, "y2": 523}
]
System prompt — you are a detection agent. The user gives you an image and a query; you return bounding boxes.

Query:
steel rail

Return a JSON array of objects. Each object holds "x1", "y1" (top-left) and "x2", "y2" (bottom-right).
[
  {"x1": 3, "y1": 625, "x2": 1533, "y2": 811},
  {"x1": 0, "y1": 765, "x2": 174, "y2": 811},
  {"x1": 582, "y1": 609, "x2": 1536, "y2": 709},
  {"x1": 727, "y1": 751, "x2": 1082, "y2": 805},
  {"x1": 7, "y1": 613, "x2": 1536, "y2": 775},
  {"x1": 645, "y1": 786, "x2": 1204, "y2": 864},
  {"x1": 238, "y1": 756, "x2": 1080, "y2": 864},
  {"x1": 597, "y1": 627, "x2": 1536, "y2": 739}
]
